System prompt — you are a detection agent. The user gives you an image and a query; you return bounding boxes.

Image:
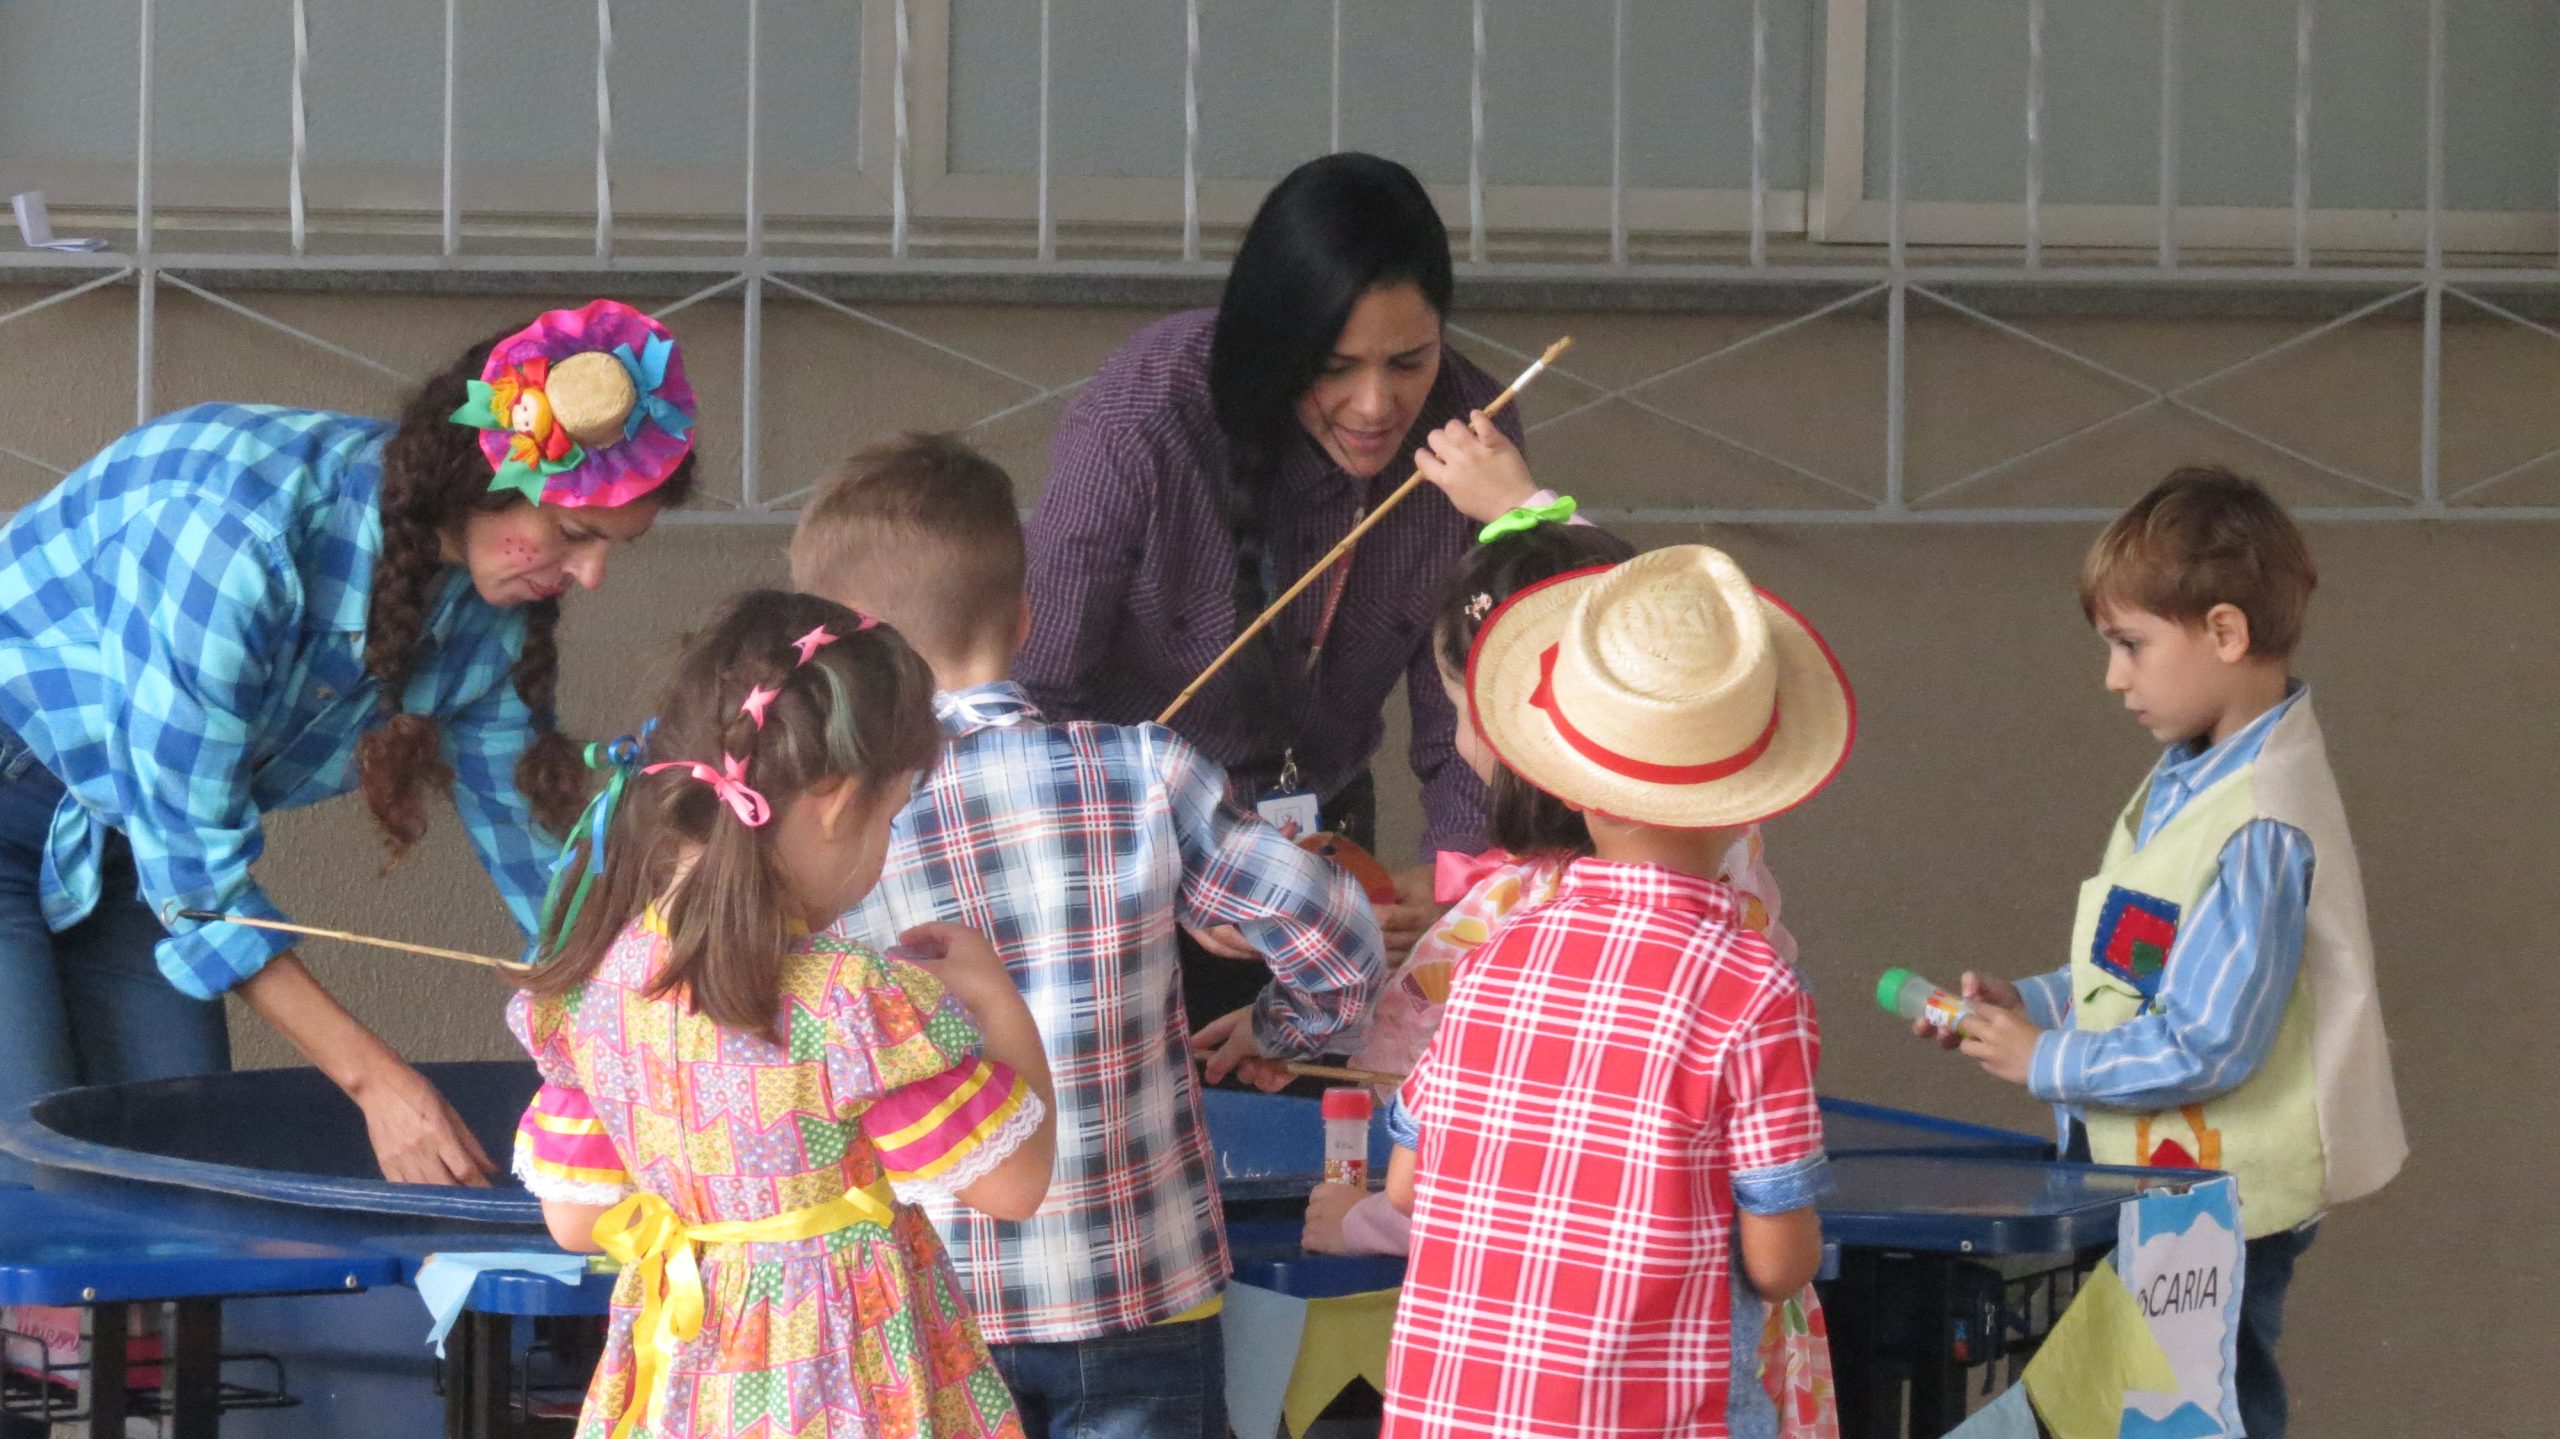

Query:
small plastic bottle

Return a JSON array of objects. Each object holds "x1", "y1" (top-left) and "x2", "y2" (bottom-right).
[
  {"x1": 1321, "y1": 1087, "x2": 1373, "y2": 1187},
  {"x1": 1878, "y1": 967, "x2": 1973, "y2": 1038}
]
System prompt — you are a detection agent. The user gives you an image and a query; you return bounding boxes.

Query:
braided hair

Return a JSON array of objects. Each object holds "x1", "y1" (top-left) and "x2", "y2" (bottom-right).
[{"x1": 356, "y1": 332, "x2": 697, "y2": 870}]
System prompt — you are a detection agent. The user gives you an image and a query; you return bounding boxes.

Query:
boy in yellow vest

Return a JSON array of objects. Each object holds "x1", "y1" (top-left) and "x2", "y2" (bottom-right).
[{"x1": 1916, "y1": 466, "x2": 2404, "y2": 1439}]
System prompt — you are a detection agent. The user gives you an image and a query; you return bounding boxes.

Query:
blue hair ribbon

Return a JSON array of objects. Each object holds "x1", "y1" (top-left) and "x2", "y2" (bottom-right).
[{"x1": 527, "y1": 719, "x2": 656, "y2": 962}]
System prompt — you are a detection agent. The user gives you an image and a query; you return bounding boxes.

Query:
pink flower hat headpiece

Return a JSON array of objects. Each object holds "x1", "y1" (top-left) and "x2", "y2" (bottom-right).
[{"x1": 450, "y1": 298, "x2": 697, "y2": 508}]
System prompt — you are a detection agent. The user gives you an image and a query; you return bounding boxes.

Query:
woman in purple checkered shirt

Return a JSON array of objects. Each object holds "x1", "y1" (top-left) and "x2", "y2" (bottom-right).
[{"x1": 1020, "y1": 153, "x2": 1559, "y2": 1023}]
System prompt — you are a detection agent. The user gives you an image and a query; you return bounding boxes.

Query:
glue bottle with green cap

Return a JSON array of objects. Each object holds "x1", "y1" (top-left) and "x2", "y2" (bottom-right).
[{"x1": 1878, "y1": 967, "x2": 1973, "y2": 1038}]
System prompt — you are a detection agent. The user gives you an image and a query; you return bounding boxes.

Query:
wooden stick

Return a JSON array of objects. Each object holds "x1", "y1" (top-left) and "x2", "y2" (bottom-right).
[
  {"x1": 1280, "y1": 1060, "x2": 1408, "y2": 1088},
  {"x1": 1156, "y1": 335, "x2": 1575, "y2": 724},
  {"x1": 177, "y1": 910, "x2": 532, "y2": 975}
]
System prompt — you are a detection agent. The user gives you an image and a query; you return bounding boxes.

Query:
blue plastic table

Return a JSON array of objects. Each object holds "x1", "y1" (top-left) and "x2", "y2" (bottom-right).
[
  {"x1": 1816, "y1": 1150, "x2": 2217, "y2": 1437},
  {"x1": 1205, "y1": 1089, "x2": 2050, "y2": 1208},
  {"x1": 1816, "y1": 1096, "x2": 2052, "y2": 1159},
  {"x1": 0, "y1": 1185, "x2": 396, "y2": 1439}
]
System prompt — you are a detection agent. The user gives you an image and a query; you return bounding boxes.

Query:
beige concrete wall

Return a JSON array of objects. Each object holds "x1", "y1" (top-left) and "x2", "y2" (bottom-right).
[{"x1": 3, "y1": 286, "x2": 2551, "y2": 1433}]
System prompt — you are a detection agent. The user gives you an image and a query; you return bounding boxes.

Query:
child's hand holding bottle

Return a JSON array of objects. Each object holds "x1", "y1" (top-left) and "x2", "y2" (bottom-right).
[
  {"x1": 1903, "y1": 971, "x2": 2025, "y2": 1050},
  {"x1": 1302, "y1": 1181, "x2": 1366, "y2": 1254}
]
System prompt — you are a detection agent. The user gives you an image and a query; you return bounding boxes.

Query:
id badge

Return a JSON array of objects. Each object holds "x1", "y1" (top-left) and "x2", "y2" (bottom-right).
[{"x1": 1255, "y1": 788, "x2": 1322, "y2": 842}]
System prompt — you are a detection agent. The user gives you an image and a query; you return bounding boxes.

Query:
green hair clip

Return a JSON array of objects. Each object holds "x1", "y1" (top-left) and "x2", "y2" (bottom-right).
[{"x1": 1477, "y1": 493, "x2": 1578, "y2": 544}]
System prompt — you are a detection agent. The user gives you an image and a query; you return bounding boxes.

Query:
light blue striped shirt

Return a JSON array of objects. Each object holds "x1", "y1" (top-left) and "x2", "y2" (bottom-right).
[{"x1": 2019, "y1": 685, "x2": 2315, "y2": 1115}]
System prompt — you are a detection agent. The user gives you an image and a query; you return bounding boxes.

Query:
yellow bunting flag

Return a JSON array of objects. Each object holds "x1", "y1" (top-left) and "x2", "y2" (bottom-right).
[{"x1": 2020, "y1": 1259, "x2": 2180, "y2": 1439}]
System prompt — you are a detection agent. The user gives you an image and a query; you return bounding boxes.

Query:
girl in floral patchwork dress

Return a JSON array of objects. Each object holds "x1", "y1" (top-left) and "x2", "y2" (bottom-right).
[{"x1": 509, "y1": 590, "x2": 1055, "y2": 1439}]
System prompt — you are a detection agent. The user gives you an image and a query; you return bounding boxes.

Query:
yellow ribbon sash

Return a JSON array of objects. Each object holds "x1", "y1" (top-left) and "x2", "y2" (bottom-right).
[{"x1": 591, "y1": 1180, "x2": 897, "y2": 1439}]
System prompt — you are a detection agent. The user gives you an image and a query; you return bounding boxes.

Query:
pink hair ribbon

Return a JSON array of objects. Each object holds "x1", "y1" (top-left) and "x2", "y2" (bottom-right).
[
  {"x1": 1432, "y1": 847, "x2": 1519, "y2": 905},
  {"x1": 790, "y1": 626, "x2": 838, "y2": 665},
  {"x1": 643, "y1": 753, "x2": 773, "y2": 827}
]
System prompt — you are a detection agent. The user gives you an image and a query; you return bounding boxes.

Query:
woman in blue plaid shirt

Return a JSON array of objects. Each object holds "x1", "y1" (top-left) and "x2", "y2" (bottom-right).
[{"x1": 0, "y1": 299, "x2": 696, "y2": 1187}]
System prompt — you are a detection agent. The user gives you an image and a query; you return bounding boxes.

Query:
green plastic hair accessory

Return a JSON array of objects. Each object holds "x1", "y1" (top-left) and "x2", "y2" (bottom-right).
[
  {"x1": 805, "y1": 657, "x2": 873, "y2": 774},
  {"x1": 1477, "y1": 493, "x2": 1578, "y2": 544}
]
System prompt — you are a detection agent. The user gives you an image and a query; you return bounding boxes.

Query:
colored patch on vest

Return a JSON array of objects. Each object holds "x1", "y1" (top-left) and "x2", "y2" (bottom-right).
[
  {"x1": 2092, "y1": 886, "x2": 2181, "y2": 999},
  {"x1": 2135, "y1": 1104, "x2": 2221, "y2": 1171}
]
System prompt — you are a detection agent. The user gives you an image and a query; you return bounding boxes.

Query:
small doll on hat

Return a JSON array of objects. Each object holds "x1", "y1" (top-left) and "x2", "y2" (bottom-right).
[{"x1": 1377, "y1": 544, "x2": 1855, "y2": 1439}]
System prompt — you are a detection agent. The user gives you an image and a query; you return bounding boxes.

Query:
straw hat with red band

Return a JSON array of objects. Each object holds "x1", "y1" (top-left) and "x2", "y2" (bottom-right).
[{"x1": 1466, "y1": 545, "x2": 1855, "y2": 829}]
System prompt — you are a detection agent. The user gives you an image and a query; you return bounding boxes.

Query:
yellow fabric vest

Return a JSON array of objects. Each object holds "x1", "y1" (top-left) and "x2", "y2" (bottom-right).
[{"x1": 2066, "y1": 697, "x2": 2404, "y2": 1239}]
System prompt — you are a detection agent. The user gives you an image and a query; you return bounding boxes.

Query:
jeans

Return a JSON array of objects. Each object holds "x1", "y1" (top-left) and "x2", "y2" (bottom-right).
[
  {"x1": 2236, "y1": 1221, "x2": 2316, "y2": 1439},
  {"x1": 0, "y1": 730, "x2": 229, "y2": 1183},
  {"x1": 989, "y1": 1314, "x2": 1229, "y2": 1439}
]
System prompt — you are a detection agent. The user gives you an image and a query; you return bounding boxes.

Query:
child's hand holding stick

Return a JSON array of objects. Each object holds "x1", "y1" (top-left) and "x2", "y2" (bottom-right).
[
  {"x1": 1157, "y1": 337, "x2": 1573, "y2": 726},
  {"x1": 1188, "y1": 1006, "x2": 1296, "y2": 1093}
]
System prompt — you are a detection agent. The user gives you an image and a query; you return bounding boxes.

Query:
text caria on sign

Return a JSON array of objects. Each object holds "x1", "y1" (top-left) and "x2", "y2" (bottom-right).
[{"x1": 2138, "y1": 1266, "x2": 2223, "y2": 1317}]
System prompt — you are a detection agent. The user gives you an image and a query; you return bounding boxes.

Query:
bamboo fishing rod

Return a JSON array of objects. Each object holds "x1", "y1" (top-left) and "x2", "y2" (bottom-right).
[
  {"x1": 178, "y1": 910, "x2": 533, "y2": 974},
  {"x1": 190, "y1": 918, "x2": 1414, "y2": 1083},
  {"x1": 1156, "y1": 335, "x2": 1574, "y2": 725}
]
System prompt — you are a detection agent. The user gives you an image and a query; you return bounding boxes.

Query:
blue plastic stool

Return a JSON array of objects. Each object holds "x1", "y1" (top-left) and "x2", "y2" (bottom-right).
[{"x1": 0, "y1": 1184, "x2": 395, "y2": 1439}]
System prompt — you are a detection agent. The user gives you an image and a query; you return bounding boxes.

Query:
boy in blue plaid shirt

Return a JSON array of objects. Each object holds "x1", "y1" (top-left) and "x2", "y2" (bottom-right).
[{"x1": 792, "y1": 433, "x2": 1385, "y2": 1438}]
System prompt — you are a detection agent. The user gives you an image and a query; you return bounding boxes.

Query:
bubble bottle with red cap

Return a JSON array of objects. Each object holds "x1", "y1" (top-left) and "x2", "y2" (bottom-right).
[{"x1": 1321, "y1": 1087, "x2": 1374, "y2": 1187}]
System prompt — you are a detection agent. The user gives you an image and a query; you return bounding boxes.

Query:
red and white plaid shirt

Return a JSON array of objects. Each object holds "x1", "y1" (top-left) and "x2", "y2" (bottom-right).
[{"x1": 1384, "y1": 859, "x2": 1830, "y2": 1439}]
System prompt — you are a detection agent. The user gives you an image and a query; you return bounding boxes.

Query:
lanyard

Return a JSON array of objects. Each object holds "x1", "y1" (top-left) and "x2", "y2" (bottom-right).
[
  {"x1": 1269, "y1": 489, "x2": 1375, "y2": 792},
  {"x1": 1302, "y1": 500, "x2": 1363, "y2": 675}
]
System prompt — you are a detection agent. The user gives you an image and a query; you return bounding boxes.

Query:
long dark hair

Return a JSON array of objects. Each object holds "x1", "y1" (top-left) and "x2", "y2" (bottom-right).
[
  {"x1": 1432, "y1": 522, "x2": 1637, "y2": 858},
  {"x1": 358, "y1": 331, "x2": 697, "y2": 867},
  {"x1": 1209, "y1": 152, "x2": 1455, "y2": 495},
  {"x1": 521, "y1": 591, "x2": 941, "y2": 1039},
  {"x1": 1205, "y1": 152, "x2": 1455, "y2": 746}
]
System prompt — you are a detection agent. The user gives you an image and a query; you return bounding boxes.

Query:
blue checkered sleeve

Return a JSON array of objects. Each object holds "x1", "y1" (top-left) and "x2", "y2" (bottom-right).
[
  {"x1": 441, "y1": 665, "x2": 562, "y2": 937},
  {"x1": 90, "y1": 496, "x2": 302, "y2": 998},
  {"x1": 1152, "y1": 726, "x2": 1385, "y2": 1057}
]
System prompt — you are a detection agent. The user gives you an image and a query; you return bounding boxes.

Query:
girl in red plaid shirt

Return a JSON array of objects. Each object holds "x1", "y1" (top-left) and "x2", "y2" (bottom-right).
[{"x1": 1380, "y1": 543, "x2": 1856, "y2": 1439}]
